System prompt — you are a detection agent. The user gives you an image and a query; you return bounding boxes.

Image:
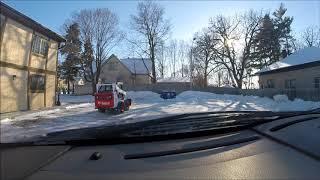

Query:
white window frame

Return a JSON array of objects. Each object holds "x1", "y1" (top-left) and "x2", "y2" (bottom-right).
[{"x1": 32, "y1": 35, "x2": 49, "y2": 56}]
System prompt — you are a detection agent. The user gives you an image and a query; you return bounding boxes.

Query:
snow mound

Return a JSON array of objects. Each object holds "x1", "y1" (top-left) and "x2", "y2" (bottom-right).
[
  {"x1": 273, "y1": 94, "x2": 289, "y2": 103},
  {"x1": 127, "y1": 91, "x2": 162, "y2": 103},
  {"x1": 65, "y1": 103, "x2": 92, "y2": 109}
]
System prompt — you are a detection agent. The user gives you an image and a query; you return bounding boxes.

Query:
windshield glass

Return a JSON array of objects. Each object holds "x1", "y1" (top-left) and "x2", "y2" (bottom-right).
[
  {"x1": 1, "y1": 1, "x2": 320, "y2": 144},
  {"x1": 98, "y1": 85, "x2": 113, "y2": 93}
]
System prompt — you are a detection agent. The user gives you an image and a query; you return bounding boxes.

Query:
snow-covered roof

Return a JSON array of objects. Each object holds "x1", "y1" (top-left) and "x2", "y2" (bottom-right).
[
  {"x1": 257, "y1": 47, "x2": 320, "y2": 74},
  {"x1": 120, "y1": 58, "x2": 152, "y2": 75},
  {"x1": 158, "y1": 76, "x2": 191, "y2": 83}
]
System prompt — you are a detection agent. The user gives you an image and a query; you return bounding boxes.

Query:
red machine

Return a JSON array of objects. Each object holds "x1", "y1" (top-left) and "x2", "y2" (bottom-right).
[{"x1": 94, "y1": 83, "x2": 131, "y2": 113}]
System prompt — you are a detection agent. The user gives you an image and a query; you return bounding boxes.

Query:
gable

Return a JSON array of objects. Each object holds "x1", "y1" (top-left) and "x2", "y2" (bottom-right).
[{"x1": 101, "y1": 55, "x2": 132, "y2": 75}]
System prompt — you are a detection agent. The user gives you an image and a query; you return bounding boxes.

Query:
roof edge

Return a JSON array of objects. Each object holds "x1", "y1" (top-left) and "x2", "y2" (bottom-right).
[{"x1": 256, "y1": 60, "x2": 320, "y2": 76}]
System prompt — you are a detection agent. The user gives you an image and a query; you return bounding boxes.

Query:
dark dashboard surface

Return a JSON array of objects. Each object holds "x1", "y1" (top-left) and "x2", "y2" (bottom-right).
[{"x1": 1, "y1": 114, "x2": 320, "y2": 180}]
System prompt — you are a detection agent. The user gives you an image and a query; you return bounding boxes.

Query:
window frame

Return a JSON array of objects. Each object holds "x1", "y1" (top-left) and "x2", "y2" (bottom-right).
[
  {"x1": 266, "y1": 79, "x2": 275, "y2": 88},
  {"x1": 285, "y1": 79, "x2": 296, "y2": 89},
  {"x1": 30, "y1": 74, "x2": 45, "y2": 93},
  {"x1": 32, "y1": 35, "x2": 49, "y2": 56}
]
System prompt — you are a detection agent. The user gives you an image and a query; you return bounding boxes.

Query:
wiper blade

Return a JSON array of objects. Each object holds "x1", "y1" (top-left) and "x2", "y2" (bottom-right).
[{"x1": 32, "y1": 110, "x2": 317, "y2": 146}]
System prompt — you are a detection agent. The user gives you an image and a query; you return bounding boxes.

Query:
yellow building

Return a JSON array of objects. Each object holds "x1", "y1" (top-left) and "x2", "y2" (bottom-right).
[{"x1": 0, "y1": 2, "x2": 65, "y2": 113}]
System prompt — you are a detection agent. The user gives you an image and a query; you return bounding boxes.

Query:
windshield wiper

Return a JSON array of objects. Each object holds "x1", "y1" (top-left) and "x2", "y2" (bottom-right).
[{"x1": 3, "y1": 110, "x2": 318, "y2": 147}]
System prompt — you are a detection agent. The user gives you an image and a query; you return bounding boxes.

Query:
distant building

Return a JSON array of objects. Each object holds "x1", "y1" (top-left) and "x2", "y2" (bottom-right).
[
  {"x1": 256, "y1": 47, "x2": 320, "y2": 94},
  {"x1": 0, "y1": 2, "x2": 65, "y2": 113},
  {"x1": 98, "y1": 54, "x2": 153, "y2": 87}
]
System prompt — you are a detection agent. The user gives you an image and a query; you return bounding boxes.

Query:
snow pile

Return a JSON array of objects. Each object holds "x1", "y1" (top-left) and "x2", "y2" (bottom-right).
[
  {"x1": 60, "y1": 94, "x2": 94, "y2": 105},
  {"x1": 258, "y1": 47, "x2": 320, "y2": 73},
  {"x1": 273, "y1": 94, "x2": 289, "y2": 103},
  {"x1": 65, "y1": 103, "x2": 92, "y2": 109},
  {"x1": 127, "y1": 91, "x2": 162, "y2": 103}
]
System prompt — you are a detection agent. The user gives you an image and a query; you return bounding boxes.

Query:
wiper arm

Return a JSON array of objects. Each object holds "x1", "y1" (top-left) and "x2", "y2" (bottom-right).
[{"x1": 27, "y1": 110, "x2": 319, "y2": 146}]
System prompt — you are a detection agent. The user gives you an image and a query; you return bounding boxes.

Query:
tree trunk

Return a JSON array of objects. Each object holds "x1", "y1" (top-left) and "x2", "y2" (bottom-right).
[
  {"x1": 151, "y1": 46, "x2": 157, "y2": 83},
  {"x1": 91, "y1": 81, "x2": 96, "y2": 95},
  {"x1": 236, "y1": 79, "x2": 243, "y2": 89},
  {"x1": 67, "y1": 79, "x2": 70, "y2": 94},
  {"x1": 90, "y1": 65, "x2": 96, "y2": 94}
]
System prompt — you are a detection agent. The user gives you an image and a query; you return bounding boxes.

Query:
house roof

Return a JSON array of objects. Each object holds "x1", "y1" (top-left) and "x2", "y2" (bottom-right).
[
  {"x1": 119, "y1": 58, "x2": 152, "y2": 75},
  {"x1": 257, "y1": 47, "x2": 320, "y2": 75},
  {"x1": 1, "y1": 2, "x2": 65, "y2": 42},
  {"x1": 158, "y1": 76, "x2": 191, "y2": 83}
]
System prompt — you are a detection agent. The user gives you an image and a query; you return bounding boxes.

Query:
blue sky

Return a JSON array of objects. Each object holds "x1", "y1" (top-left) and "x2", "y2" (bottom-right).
[{"x1": 4, "y1": 0, "x2": 320, "y2": 58}]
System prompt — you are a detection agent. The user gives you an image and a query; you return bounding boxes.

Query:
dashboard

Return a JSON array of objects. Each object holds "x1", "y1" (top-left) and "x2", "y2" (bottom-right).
[{"x1": 1, "y1": 113, "x2": 320, "y2": 180}]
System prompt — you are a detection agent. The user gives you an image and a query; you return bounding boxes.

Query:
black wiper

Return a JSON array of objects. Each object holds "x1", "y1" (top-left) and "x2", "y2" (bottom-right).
[
  {"x1": 34, "y1": 111, "x2": 304, "y2": 145},
  {"x1": 4, "y1": 110, "x2": 317, "y2": 147}
]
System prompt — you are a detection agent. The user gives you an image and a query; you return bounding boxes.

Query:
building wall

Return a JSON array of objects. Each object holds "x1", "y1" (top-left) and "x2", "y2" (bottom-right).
[
  {"x1": 0, "y1": 15, "x2": 59, "y2": 113},
  {"x1": 259, "y1": 65, "x2": 320, "y2": 89},
  {"x1": 99, "y1": 56, "x2": 151, "y2": 86},
  {"x1": 1, "y1": 18, "x2": 32, "y2": 66},
  {"x1": 134, "y1": 74, "x2": 152, "y2": 85},
  {"x1": 0, "y1": 67, "x2": 28, "y2": 112}
]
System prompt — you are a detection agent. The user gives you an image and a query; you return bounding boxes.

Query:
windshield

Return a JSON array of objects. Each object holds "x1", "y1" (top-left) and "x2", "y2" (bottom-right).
[
  {"x1": 98, "y1": 85, "x2": 113, "y2": 93},
  {"x1": 1, "y1": 1, "x2": 320, "y2": 144}
]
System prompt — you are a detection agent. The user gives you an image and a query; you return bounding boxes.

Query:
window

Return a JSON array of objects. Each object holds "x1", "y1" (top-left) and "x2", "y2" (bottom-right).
[
  {"x1": 315, "y1": 77, "x2": 320, "y2": 89},
  {"x1": 266, "y1": 79, "x2": 274, "y2": 88},
  {"x1": 30, "y1": 74, "x2": 45, "y2": 92},
  {"x1": 98, "y1": 85, "x2": 113, "y2": 93},
  {"x1": 285, "y1": 79, "x2": 296, "y2": 89},
  {"x1": 32, "y1": 35, "x2": 49, "y2": 56}
]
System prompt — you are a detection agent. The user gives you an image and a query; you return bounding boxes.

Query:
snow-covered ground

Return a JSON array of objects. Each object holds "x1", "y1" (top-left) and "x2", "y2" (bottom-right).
[{"x1": 1, "y1": 91, "x2": 319, "y2": 143}]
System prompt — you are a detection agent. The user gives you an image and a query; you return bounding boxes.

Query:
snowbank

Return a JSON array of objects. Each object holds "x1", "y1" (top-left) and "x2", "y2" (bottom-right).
[
  {"x1": 127, "y1": 91, "x2": 162, "y2": 103},
  {"x1": 273, "y1": 94, "x2": 289, "y2": 102}
]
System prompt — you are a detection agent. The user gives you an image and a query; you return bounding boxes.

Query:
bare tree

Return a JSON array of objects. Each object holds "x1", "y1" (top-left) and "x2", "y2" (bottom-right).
[
  {"x1": 177, "y1": 40, "x2": 188, "y2": 77},
  {"x1": 168, "y1": 39, "x2": 178, "y2": 77},
  {"x1": 156, "y1": 41, "x2": 167, "y2": 78},
  {"x1": 130, "y1": 1, "x2": 171, "y2": 83},
  {"x1": 72, "y1": 8, "x2": 123, "y2": 93},
  {"x1": 301, "y1": 26, "x2": 320, "y2": 47},
  {"x1": 192, "y1": 29, "x2": 219, "y2": 87},
  {"x1": 210, "y1": 11, "x2": 262, "y2": 88}
]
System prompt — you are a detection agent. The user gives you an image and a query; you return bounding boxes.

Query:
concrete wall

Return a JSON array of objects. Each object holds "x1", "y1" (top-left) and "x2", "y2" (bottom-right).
[
  {"x1": 0, "y1": 16, "x2": 59, "y2": 113},
  {"x1": 259, "y1": 66, "x2": 320, "y2": 89}
]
